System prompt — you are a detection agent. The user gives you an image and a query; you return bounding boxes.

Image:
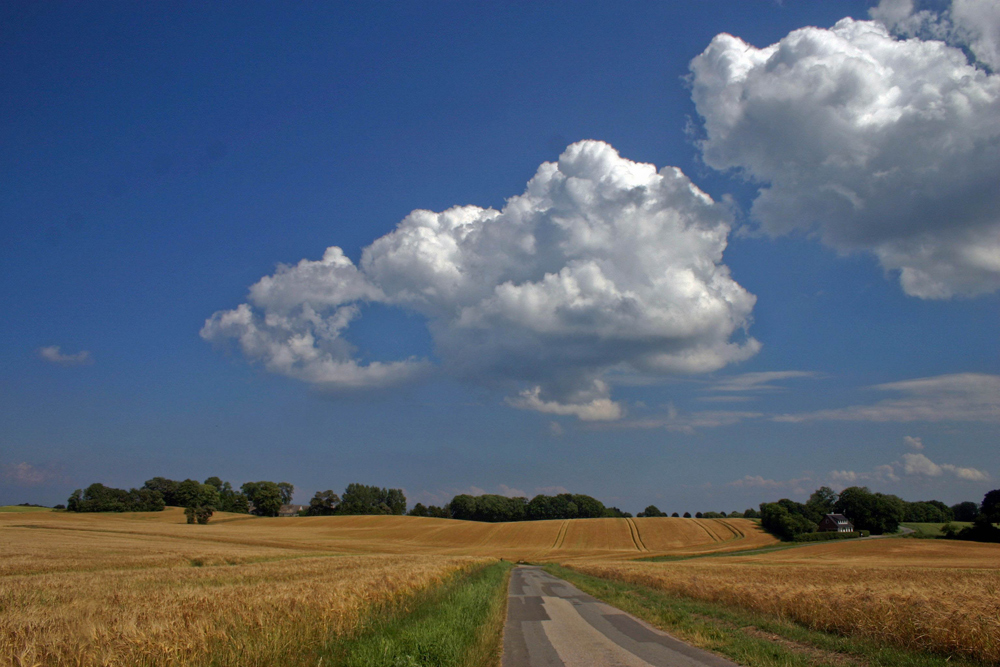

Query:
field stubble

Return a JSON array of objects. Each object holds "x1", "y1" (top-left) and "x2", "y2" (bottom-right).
[{"x1": 572, "y1": 539, "x2": 1000, "y2": 664}]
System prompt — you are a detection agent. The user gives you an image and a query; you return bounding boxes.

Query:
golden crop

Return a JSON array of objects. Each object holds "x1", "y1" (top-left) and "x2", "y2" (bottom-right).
[
  {"x1": 0, "y1": 515, "x2": 486, "y2": 667},
  {"x1": 0, "y1": 509, "x2": 773, "y2": 563},
  {"x1": 573, "y1": 539, "x2": 1000, "y2": 664},
  {"x1": 14, "y1": 508, "x2": 989, "y2": 665}
]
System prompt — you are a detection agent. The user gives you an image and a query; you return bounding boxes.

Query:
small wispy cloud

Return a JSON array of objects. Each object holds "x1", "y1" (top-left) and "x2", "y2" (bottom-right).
[
  {"x1": 774, "y1": 373, "x2": 1000, "y2": 424},
  {"x1": 729, "y1": 475, "x2": 811, "y2": 496},
  {"x1": 617, "y1": 403, "x2": 763, "y2": 434},
  {"x1": 1, "y1": 462, "x2": 65, "y2": 487},
  {"x1": 37, "y1": 346, "x2": 92, "y2": 366},
  {"x1": 710, "y1": 371, "x2": 818, "y2": 393}
]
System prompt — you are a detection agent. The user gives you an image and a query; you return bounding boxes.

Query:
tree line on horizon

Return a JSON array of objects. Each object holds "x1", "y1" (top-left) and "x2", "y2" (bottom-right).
[
  {"x1": 65, "y1": 478, "x2": 407, "y2": 523},
  {"x1": 759, "y1": 485, "x2": 998, "y2": 542},
  {"x1": 59, "y1": 478, "x2": 998, "y2": 542}
]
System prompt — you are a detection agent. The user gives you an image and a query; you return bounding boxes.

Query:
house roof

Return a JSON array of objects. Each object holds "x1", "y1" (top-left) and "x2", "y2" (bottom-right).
[{"x1": 824, "y1": 513, "x2": 851, "y2": 522}]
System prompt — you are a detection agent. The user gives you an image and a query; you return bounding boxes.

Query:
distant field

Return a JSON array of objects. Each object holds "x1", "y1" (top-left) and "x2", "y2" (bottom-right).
[
  {"x1": 572, "y1": 538, "x2": 1000, "y2": 664},
  {"x1": 0, "y1": 505, "x2": 51, "y2": 513},
  {"x1": 0, "y1": 508, "x2": 776, "y2": 562},
  {"x1": 902, "y1": 521, "x2": 973, "y2": 537}
]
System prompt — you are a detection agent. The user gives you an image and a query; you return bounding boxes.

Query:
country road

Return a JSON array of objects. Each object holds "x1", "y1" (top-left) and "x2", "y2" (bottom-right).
[{"x1": 502, "y1": 566, "x2": 737, "y2": 667}]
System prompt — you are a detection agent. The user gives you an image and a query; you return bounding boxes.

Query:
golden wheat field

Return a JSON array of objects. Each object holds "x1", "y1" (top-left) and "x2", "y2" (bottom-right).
[
  {"x1": 573, "y1": 538, "x2": 1000, "y2": 664},
  {"x1": 0, "y1": 508, "x2": 772, "y2": 666},
  {"x1": 5, "y1": 508, "x2": 997, "y2": 665},
  {"x1": 0, "y1": 526, "x2": 483, "y2": 666},
  {"x1": 0, "y1": 508, "x2": 774, "y2": 562}
]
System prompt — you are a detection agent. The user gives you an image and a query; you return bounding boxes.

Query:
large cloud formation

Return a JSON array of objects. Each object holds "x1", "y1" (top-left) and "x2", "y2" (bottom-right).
[
  {"x1": 203, "y1": 141, "x2": 759, "y2": 418},
  {"x1": 690, "y1": 4, "x2": 1000, "y2": 298}
]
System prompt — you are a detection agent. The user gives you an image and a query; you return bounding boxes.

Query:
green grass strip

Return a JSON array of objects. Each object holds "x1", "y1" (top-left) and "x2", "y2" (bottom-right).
[
  {"x1": 635, "y1": 542, "x2": 808, "y2": 562},
  {"x1": 324, "y1": 560, "x2": 512, "y2": 667},
  {"x1": 543, "y1": 564, "x2": 985, "y2": 667}
]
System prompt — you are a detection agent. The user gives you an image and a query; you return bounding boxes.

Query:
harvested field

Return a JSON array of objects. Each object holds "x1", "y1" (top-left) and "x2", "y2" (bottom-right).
[{"x1": 571, "y1": 538, "x2": 1000, "y2": 664}]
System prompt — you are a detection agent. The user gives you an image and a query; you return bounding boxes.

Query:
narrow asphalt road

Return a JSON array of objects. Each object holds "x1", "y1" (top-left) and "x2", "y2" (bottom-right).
[{"x1": 502, "y1": 566, "x2": 738, "y2": 667}]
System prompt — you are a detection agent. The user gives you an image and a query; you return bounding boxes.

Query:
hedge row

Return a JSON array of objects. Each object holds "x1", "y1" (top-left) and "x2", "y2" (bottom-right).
[{"x1": 793, "y1": 530, "x2": 869, "y2": 542}]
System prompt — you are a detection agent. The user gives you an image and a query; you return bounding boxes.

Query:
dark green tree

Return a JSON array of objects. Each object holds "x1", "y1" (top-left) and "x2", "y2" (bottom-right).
[
  {"x1": 241, "y1": 481, "x2": 284, "y2": 517},
  {"x1": 339, "y1": 483, "x2": 406, "y2": 515},
  {"x1": 449, "y1": 494, "x2": 478, "y2": 521},
  {"x1": 833, "y1": 486, "x2": 904, "y2": 535},
  {"x1": 67, "y1": 483, "x2": 164, "y2": 512},
  {"x1": 571, "y1": 494, "x2": 606, "y2": 518},
  {"x1": 277, "y1": 482, "x2": 295, "y2": 506},
  {"x1": 604, "y1": 507, "x2": 632, "y2": 518},
  {"x1": 806, "y1": 486, "x2": 838, "y2": 517},
  {"x1": 143, "y1": 477, "x2": 180, "y2": 506},
  {"x1": 760, "y1": 502, "x2": 817, "y2": 540},
  {"x1": 427, "y1": 505, "x2": 451, "y2": 518},
  {"x1": 307, "y1": 490, "x2": 341, "y2": 516},
  {"x1": 951, "y1": 501, "x2": 980, "y2": 522},
  {"x1": 637, "y1": 505, "x2": 667, "y2": 517},
  {"x1": 981, "y1": 489, "x2": 1000, "y2": 523},
  {"x1": 526, "y1": 494, "x2": 556, "y2": 520}
]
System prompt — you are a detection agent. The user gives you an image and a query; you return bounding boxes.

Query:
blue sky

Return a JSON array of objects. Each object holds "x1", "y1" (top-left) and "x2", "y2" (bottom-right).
[{"x1": 3, "y1": 1, "x2": 998, "y2": 513}]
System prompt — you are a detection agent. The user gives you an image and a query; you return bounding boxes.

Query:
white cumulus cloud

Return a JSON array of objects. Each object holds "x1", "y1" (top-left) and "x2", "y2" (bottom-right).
[
  {"x1": 872, "y1": 0, "x2": 1000, "y2": 72},
  {"x1": 902, "y1": 451, "x2": 989, "y2": 480},
  {"x1": 903, "y1": 435, "x2": 925, "y2": 450},
  {"x1": 203, "y1": 141, "x2": 759, "y2": 418},
  {"x1": 690, "y1": 14, "x2": 1000, "y2": 298}
]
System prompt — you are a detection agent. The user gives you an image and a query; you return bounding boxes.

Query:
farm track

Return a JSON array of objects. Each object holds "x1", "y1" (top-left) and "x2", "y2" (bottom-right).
[
  {"x1": 625, "y1": 517, "x2": 648, "y2": 552},
  {"x1": 693, "y1": 520, "x2": 721, "y2": 542},
  {"x1": 552, "y1": 521, "x2": 570, "y2": 549},
  {"x1": 717, "y1": 520, "x2": 744, "y2": 540}
]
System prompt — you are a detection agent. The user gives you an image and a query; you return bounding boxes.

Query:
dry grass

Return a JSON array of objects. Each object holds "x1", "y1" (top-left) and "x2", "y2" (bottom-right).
[{"x1": 572, "y1": 538, "x2": 1000, "y2": 664}]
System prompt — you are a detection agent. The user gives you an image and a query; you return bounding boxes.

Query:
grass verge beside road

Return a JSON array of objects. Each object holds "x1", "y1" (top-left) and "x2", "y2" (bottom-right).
[
  {"x1": 544, "y1": 564, "x2": 985, "y2": 667},
  {"x1": 330, "y1": 560, "x2": 512, "y2": 667}
]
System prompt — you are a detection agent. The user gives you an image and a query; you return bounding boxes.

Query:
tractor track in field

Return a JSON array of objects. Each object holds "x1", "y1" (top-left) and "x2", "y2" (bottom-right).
[
  {"x1": 625, "y1": 518, "x2": 648, "y2": 552},
  {"x1": 552, "y1": 521, "x2": 570, "y2": 549},
  {"x1": 693, "y1": 519, "x2": 721, "y2": 542},
  {"x1": 717, "y1": 520, "x2": 744, "y2": 540}
]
